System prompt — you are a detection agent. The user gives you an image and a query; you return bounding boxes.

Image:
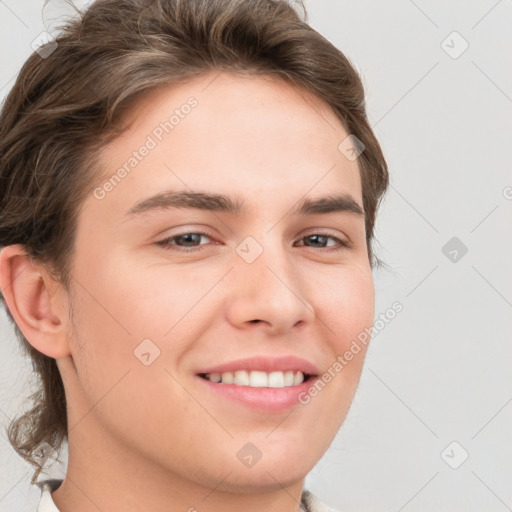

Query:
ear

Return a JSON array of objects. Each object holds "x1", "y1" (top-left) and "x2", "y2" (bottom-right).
[{"x1": 0, "y1": 244, "x2": 71, "y2": 359}]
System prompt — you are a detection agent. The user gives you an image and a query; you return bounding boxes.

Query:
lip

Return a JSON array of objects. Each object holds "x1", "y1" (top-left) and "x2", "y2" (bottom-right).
[
  {"x1": 195, "y1": 355, "x2": 320, "y2": 376},
  {"x1": 196, "y1": 374, "x2": 319, "y2": 413},
  {"x1": 194, "y1": 355, "x2": 321, "y2": 413}
]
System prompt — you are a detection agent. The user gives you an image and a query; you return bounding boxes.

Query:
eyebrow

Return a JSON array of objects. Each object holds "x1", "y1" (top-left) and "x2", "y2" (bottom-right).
[{"x1": 125, "y1": 190, "x2": 365, "y2": 218}]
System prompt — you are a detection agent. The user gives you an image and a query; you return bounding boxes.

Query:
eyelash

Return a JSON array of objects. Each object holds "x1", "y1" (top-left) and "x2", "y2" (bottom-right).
[{"x1": 155, "y1": 230, "x2": 351, "y2": 253}]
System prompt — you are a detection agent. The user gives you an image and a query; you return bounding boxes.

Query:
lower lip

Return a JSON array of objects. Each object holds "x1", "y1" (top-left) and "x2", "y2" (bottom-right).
[{"x1": 196, "y1": 375, "x2": 319, "y2": 413}]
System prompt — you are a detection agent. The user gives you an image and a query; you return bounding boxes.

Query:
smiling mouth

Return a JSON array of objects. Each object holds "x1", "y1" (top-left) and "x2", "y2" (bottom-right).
[{"x1": 198, "y1": 370, "x2": 314, "y2": 388}]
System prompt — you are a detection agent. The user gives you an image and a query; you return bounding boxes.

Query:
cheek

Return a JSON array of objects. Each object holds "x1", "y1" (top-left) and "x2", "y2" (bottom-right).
[
  {"x1": 72, "y1": 252, "x2": 174, "y2": 341},
  {"x1": 67, "y1": 252, "x2": 205, "y2": 416},
  {"x1": 65, "y1": 256, "x2": 162, "y2": 394},
  {"x1": 317, "y1": 265, "x2": 375, "y2": 348},
  {"x1": 299, "y1": 267, "x2": 373, "y2": 431}
]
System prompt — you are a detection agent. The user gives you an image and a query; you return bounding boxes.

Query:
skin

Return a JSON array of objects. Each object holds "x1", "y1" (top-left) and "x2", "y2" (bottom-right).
[{"x1": 0, "y1": 71, "x2": 374, "y2": 512}]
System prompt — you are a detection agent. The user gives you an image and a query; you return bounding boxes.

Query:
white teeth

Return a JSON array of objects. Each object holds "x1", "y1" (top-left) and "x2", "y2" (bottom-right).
[
  {"x1": 284, "y1": 371, "x2": 294, "y2": 386},
  {"x1": 268, "y1": 371, "x2": 284, "y2": 388},
  {"x1": 234, "y1": 370, "x2": 249, "y2": 386},
  {"x1": 293, "y1": 371, "x2": 304, "y2": 385},
  {"x1": 209, "y1": 372, "x2": 221, "y2": 383},
  {"x1": 249, "y1": 370, "x2": 268, "y2": 387},
  {"x1": 221, "y1": 371, "x2": 234, "y2": 384},
  {"x1": 203, "y1": 370, "x2": 307, "y2": 387}
]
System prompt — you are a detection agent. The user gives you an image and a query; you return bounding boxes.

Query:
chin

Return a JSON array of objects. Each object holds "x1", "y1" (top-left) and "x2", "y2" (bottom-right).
[
  {"x1": 213, "y1": 463, "x2": 311, "y2": 494},
  {"x1": 234, "y1": 446, "x2": 317, "y2": 490}
]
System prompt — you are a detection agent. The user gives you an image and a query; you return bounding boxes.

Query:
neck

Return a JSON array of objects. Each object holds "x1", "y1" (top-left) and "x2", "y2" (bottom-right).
[
  {"x1": 51, "y1": 414, "x2": 307, "y2": 512},
  {"x1": 51, "y1": 357, "x2": 310, "y2": 512}
]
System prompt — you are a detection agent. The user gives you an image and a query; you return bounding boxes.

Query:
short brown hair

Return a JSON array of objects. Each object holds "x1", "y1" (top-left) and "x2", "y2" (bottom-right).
[{"x1": 0, "y1": 0, "x2": 388, "y2": 483}]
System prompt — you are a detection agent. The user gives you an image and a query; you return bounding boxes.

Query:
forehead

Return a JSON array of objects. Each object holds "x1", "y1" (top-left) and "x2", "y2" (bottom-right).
[{"x1": 90, "y1": 71, "x2": 363, "y2": 219}]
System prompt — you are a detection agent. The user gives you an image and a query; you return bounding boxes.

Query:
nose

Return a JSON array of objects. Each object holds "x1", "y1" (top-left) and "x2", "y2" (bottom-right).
[{"x1": 224, "y1": 240, "x2": 315, "y2": 336}]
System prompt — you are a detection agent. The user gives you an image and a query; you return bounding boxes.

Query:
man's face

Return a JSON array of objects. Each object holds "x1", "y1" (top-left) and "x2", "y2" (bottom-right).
[{"x1": 62, "y1": 71, "x2": 374, "y2": 491}]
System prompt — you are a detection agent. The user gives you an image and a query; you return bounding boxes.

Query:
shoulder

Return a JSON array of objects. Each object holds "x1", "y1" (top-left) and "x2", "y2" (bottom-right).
[
  {"x1": 34, "y1": 480, "x2": 337, "y2": 512},
  {"x1": 35, "y1": 479, "x2": 63, "y2": 512},
  {"x1": 302, "y1": 489, "x2": 341, "y2": 512}
]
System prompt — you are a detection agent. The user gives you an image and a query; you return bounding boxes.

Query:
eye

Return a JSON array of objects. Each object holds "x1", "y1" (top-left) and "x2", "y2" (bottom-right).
[
  {"x1": 155, "y1": 230, "x2": 215, "y2": 252},
  {"x1": 294, "y1": 233, "x2": 350, "y2": 252},
  {"x1": 155, "y1": 230, "x2": 350, "y2": 253}
]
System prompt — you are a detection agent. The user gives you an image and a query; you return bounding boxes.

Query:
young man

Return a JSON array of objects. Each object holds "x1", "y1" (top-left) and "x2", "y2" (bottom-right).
[{"x1": 0, "y1": 1, "x2": 388, "y2": 511}]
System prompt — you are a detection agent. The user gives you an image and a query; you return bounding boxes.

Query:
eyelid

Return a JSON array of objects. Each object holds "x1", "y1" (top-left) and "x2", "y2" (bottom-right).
[
  {"x1": 300, "y1": 228, "x2": 350, "y2": 243},
  {"x1": 154, "y1": 224, "x2": 216, "y2": 240},
  {"x1": 154, "y1": 227, "x2": 218, "y2": 252},
  {"x1": 155, "y1": 227, "x2": 352, "y2": 252},
  {"x1": 295, "y1": 230, "x2": 352, "y2": 251}
]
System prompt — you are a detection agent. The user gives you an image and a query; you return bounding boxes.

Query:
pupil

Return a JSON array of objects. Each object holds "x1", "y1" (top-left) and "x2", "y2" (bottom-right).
[
  {"x1": 309, "y1": 235, "x2": 325, "y2": 247},
  {"x1": 180, "y1": 233, "x2": 200, "y2": 246}
]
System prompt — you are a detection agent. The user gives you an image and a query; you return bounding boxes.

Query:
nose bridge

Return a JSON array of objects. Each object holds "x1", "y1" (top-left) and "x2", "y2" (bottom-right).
[
  {"x1": 237, "y1": 229, "x2": 294, "y2": 291},
  {"x1": 226, "y1": 230, "x2": 315, "y2": 332}
]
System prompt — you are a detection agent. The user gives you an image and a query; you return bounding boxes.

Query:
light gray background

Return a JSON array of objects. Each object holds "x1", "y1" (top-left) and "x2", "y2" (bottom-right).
[{"x1": 1, "y1": 1, "x2": 511, "y2": 511}]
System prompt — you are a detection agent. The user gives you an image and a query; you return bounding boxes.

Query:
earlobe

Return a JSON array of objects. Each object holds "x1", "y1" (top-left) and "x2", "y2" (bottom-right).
[{"x1": 0, "y1": 244, "x2": 71, "y2": 359}]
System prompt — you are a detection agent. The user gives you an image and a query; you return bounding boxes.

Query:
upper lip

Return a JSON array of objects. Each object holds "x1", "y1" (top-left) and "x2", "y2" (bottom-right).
[{"x1": 196, "y1": 355, "x2": 320, "y2": 376}]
